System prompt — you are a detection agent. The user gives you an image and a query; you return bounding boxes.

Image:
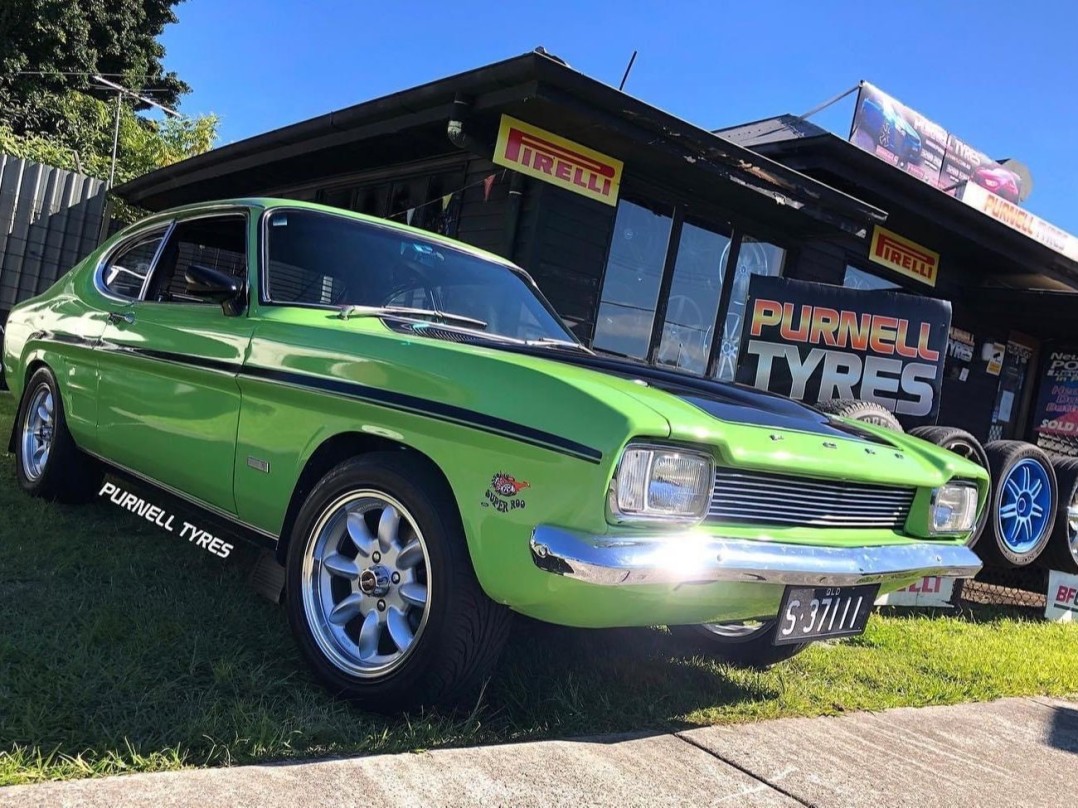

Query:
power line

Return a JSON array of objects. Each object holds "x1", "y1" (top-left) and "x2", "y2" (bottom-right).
[{"x1": 4, "y1": 70, "x2": 169, "y2": 78}]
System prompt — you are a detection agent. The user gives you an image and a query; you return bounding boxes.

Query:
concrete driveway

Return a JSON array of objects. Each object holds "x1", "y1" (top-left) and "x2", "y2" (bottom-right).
[{"x1": 2, "y1": 696, "x2": 1075, "y2": 807}]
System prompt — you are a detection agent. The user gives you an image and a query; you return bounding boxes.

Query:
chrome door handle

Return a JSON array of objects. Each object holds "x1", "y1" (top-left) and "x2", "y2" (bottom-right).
[{"x1": 107, "y1": 311, "x2": 135, "y2": 325}]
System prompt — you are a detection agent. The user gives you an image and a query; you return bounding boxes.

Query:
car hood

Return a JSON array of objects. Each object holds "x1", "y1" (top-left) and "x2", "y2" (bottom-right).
[{"x1": 484, "y1": 342, "x2": 984, "y2": 489}]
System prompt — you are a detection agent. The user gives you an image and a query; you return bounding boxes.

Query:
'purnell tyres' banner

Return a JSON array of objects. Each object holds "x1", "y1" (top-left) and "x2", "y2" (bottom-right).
[{"x1": 735, "y1": 276, "x2": 951, "y2": 426}]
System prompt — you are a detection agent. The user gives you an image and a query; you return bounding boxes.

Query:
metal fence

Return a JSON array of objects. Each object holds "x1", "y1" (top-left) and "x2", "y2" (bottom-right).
[{"x1": 0, "y1": 154, "x2": 110, "y2": 316}]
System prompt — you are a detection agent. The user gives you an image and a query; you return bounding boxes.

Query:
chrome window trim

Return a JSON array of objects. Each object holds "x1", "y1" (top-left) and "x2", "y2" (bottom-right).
[{"x1": 94, "y1": 221, "x2": 175, "y2": 303}]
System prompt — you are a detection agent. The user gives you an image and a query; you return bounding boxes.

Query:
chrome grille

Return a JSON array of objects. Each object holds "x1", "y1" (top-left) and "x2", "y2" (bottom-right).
[{"x1": 707, "y1": 468, "x2": 916, "y2": 529}]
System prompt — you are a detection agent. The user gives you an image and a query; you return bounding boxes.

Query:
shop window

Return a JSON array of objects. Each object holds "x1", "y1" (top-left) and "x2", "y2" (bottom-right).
[
  {"x1": 316, "y1": 167, "x2": 465, "y2": 238},
  {"x1": 844, "y1": 265, "x2": 900, "y2": 290},
  {"x1": 712, "y1": 238, "x2": 785, "y2": 381},
  {"x1": 592, "y1": 200, "x2": 674, "y2": 358},
  {"x1": 655, "y1": 220, "x2": 731, "y2": 374}
]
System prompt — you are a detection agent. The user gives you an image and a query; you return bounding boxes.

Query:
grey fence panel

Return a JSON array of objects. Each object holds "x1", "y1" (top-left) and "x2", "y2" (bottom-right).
[{"x1": 0, "y1": 154, "x2": 110, "y2": 313}]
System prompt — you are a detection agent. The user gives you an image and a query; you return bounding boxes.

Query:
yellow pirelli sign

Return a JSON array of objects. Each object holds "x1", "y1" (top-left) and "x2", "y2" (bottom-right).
[
  {"x1": 493, "y1": 115, "x2": 623, "y2": 206},
  {"x1": 869, "y1": 226, "x2": 939, "y2": 286}
]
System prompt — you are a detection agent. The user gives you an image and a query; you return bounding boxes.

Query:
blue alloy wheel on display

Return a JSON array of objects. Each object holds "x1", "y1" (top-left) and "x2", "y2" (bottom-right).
[
  {"x1": 983, "y1": 441, "x2": 1057, "y2": 568},
  {"x1": 997, "y1": 458, "x2": 1052, "y2": 554}
]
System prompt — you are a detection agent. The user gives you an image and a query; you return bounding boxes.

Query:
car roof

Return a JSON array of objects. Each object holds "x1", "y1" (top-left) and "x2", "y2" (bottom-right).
[{"x1": 119, "y1": 198, "x2": 519, "y2": 271}]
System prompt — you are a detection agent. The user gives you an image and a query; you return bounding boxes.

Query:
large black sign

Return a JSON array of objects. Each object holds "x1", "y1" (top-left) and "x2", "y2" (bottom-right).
[{"x1": 735, "y1": 276, "x2": 951, "y2": 427}]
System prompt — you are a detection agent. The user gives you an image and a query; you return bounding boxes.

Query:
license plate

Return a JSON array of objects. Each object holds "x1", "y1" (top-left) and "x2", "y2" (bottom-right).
[{"x1": 773, "y1": 584, "x2": 879, "y2": 645}]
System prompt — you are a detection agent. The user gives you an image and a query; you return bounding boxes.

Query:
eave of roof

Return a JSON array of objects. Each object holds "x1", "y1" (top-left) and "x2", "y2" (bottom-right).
[
  {"x1": 719, "y1": 115, "x2": 1078, "y2": 288},
  {"x1": 117, "y1": 52, "x2": 884, "y2": 237}
]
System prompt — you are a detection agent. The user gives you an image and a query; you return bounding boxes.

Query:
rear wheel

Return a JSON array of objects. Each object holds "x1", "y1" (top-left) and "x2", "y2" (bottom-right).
[
  {"x1": 14, "y1": 366, "x2": 101, "y2": 501},
  {"x1": 668, "y1": 620, "x2": 807, "y2": 668},
  {"x1": 981, "y1": 441, "x2": 1056, "y2": 567},
  {"x1": 285, "y1": 452, "x2": 511, "y2": 712}
]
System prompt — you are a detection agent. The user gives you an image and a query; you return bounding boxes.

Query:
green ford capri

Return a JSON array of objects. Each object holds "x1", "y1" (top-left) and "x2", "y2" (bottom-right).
[{"x1": 2, "y1": 199, "x2": 986, "y2": 710}]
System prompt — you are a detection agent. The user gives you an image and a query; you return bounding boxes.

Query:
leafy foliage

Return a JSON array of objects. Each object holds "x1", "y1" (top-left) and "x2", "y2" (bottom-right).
[
  {"x1": 0, "y1": 0, "x2": 189, "y2": 134},
  {"x1": 0, "y1": 1, "x2": 216, "y2": 220}
]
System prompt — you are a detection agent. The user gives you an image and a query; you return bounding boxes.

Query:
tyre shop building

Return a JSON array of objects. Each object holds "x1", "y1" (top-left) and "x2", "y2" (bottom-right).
[{"x1": 117, "y1": 50, "x2": 1078, "y2": 454}]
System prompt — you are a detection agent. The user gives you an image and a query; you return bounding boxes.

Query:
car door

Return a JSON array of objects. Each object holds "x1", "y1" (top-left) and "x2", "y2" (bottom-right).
[{"x1": 95, "y1": 210, "x2": 254, "y2": 513}]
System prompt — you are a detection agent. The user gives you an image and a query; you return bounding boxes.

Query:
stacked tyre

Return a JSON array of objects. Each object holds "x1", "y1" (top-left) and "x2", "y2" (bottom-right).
[{"x1": 1045, "y1": 457, "x2": 1078, "y2": 574}]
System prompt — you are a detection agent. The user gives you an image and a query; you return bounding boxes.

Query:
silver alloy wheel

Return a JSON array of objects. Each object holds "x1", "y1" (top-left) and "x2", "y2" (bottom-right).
[
  {"x1": 301, "y1": 490, "x2": 431, "y2": 678},
  {"x1": 700, "y1": 619, "x2": 772, "y2": 640},
  {"x1": 20, "y1": 383, "x2": 54, "y2": 481}
]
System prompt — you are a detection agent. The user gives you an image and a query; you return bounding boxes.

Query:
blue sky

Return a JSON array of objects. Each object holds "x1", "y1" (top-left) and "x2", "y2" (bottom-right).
[{"x1": 162, "y1": 0, "x2": 1078, "y2": 230}]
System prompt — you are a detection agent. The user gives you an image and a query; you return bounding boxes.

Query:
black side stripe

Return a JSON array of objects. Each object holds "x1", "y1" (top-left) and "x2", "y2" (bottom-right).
[
  {"x1": 89, "y1": 341, "x2": 603, "y2": 464},
  {"x1": 242, "y1": 364, "x2": 602, "y2": 464}
]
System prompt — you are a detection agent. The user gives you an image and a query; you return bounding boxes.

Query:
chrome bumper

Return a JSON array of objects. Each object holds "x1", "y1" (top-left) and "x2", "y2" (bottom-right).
[{"x1": 529, "y1": 527, "x2": 983, "y2": 588}]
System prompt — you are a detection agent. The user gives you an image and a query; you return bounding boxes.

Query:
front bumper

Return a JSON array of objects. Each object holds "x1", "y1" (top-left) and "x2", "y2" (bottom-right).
[{"x1": 530, "y1": 526, "x2": 982, "y2": 588}]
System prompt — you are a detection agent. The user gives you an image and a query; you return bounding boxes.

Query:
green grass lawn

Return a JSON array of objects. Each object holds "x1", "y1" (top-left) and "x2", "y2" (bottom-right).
[{"x1": 1, "y1": 388, "x2": 1076, "y2": 786}]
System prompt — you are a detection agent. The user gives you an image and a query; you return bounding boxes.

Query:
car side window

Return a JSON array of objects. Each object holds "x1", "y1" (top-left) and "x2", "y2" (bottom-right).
[
  {"x1": 146, "y1": 215, "x2": 247, "y2": 304},
  {"x1": 100, "y1": 230, "x2": 166, "y2": 299}
]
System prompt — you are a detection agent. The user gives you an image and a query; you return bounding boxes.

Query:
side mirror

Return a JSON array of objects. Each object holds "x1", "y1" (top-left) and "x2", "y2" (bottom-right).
[{"x1": 185, "y1": 264, "x2": 244, "y2": 315}]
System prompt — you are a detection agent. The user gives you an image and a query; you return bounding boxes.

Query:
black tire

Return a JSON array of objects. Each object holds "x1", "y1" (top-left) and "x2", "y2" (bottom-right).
[
  {"x1": 1044, "y1": 457, "x2": 1078, "y2": 573},
  {"x1": 284, "y1": 452, "x2": 512, "y2": 712},
  {"x1": 668, "y1": 621, "x2": 807, "y2": 668},
  {"x1": 980, "y1": 441, "x2": 1057, "y2": 568},
  {"x1": 13, "y1": 366, "x2": 101, "y2": 501},
  {"x1": 816, "y1": 398, "x2": 904, "y2": 431},
  {"x1": 909, "y1": 425, "x2": 991, "y2": 547}
]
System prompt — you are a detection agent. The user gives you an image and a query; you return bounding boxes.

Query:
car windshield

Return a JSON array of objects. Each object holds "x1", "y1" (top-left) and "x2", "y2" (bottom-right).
[{"x1": 264, "y1": 208, "x2": 576, "y2": 344}]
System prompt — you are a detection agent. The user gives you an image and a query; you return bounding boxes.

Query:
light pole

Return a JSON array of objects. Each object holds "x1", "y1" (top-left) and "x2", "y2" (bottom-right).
[{"x1": 92, "y1": 74, "x2": 182, "y2": 189}]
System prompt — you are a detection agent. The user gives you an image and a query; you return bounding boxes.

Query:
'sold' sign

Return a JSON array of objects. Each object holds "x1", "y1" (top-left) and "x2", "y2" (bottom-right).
[
  {"x1": 735, "y1": 276, "x2": 951, "y2": 426},
  {"x1": 493, "y1": 115, "x2": 623, "y2": 206},
  {"x1": 869, "y1": 226, "x2": 939, "y2": 286}
]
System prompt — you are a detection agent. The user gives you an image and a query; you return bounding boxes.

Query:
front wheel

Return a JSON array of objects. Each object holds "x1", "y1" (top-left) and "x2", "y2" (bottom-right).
[
  {"x1": 668, "y1": 620, "x2": 808, "y2": 668},
  {"x1": 285, "y1": 452, "x2": 511, "y2": 712}
]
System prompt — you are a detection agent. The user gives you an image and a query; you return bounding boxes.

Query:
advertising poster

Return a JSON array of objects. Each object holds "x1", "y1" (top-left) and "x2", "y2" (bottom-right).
[
  {"x1": 735, "y1": 276, "x2": 952, "y2": 427},
  {"x1": 850, "y1": 82, "x2": 1024, "y2": 202},
  {"x1": 1031, "y1": 346, "x2": 1078, "y2": 457},
  {"x1": 850, "y1": 82, "x2": 946, "y2": 186}
]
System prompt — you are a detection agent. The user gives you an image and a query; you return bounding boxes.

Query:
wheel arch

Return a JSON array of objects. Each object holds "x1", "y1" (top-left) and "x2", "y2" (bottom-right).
[
  {"x1": 7, "y1": 357, "x2": 52, "y2": 453},
  {"x1": 275, "y1": 431, "x2": 458, "y2": 565}
]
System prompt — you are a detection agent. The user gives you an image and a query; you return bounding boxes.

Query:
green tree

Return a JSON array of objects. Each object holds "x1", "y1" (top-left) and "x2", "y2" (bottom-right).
[
  {"x1": 0, "y1": 91, "x2": 217, "y2": 184},
  {"x1": 0, "y1": 0, "x2": 189, "y2": 135}
]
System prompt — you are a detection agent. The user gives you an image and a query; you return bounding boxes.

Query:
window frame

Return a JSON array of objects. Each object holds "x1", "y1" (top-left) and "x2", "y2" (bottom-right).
[
  {"x1": 592, "y1": 193, "x2": 790, "y2": 379},
  {"x1": 139, "y1": 209, "x2": 251, "y2": 308},
  {"x1": 94, "y1": 222, "x2": 174, "y2": 303}
]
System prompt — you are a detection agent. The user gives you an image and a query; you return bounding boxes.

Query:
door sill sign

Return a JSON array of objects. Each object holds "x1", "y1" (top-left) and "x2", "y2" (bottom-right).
[
  {"x1": 493, "y1": 115, "x2": 623, "y2": 207},
  {"x1": 98, "y1": 480, "x2": 234, "y2": 559}
]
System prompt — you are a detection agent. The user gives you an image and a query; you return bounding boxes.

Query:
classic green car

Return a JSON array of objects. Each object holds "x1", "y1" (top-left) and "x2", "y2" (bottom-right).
[{"x1": 3, "y1": 199, "x2": 986, "y2": 710}]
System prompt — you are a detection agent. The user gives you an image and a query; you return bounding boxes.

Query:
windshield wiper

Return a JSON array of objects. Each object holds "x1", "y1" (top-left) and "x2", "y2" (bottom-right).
[
  {"x1": 338, "y1": 305, "x2": 487, "y2": 329},
  {"x1": 524, "y1": 337, "x2": 594, "y2": 354}
]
